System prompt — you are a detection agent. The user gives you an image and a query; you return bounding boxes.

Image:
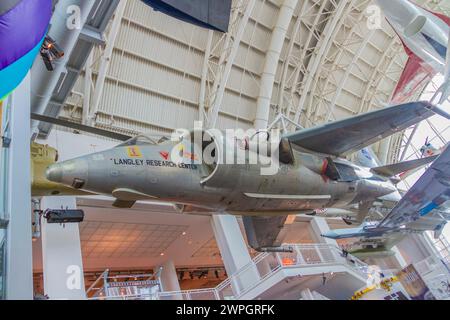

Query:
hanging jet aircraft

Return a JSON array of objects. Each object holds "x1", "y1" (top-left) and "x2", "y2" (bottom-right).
[
  {"x1": 376, "y1": 0, "x2": 450, "y2": 105},
  {"x1": 45, "y1": 101, "x2": 449, "y2": 252},
  {"x1": 420, "y1": 139, "x2": 448, "y2": 157},
  {"x1": 323, "y1": 143, "x2": 450, "y2": 254},
  {"x1": 395, "y1": 139, "x2": 448, "y2": 182}
]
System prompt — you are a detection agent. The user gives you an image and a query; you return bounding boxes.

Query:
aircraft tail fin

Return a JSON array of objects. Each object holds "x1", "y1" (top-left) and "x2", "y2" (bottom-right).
[
  {"x1": 370, "y1": 155, "x2": 439, "y2": 177},
  {"x1": 354, "y1": 148, "x2": 381, "y2": 168}
]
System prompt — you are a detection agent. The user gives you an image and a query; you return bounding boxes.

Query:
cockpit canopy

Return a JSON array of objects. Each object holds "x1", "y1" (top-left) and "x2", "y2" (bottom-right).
[{"x1": 117, "y1": 134, "x2": 169, "y2": 147}]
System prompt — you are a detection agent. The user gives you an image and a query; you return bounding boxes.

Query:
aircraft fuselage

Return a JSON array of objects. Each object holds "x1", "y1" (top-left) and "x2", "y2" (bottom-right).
[{"x1": 46, "y1": 136, "x2": 397, "y2": 215}]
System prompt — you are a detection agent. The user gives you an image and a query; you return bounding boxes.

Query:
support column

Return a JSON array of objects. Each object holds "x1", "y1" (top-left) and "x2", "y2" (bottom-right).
[
  {"x1": 211, "y1": 215, "x2": 259, "y2": 295},
  {"x1": 391, "y1": 246, "x2": 408, "y2": 269},
  {"x1": 158, "y1": 260, "x2": 180, "y2": 292},
  {"x1": 5, "y1": 74, "x2": 33, "y2": 299},
  {"x1": 310, "y1": 217, "x2": 338, "y2": 246},
  {"x1": 41, "y1": 196, "x2": 86, "y2": 300},
  {"x1": 397, "y1": 234, "x2": 441, "y2": 265},
  {"x1": 309, "y1": 217, "x2": 341, "y2": 262},
  {"x1": 378, "y1": 137, "x2": 391, "y2": 165}
]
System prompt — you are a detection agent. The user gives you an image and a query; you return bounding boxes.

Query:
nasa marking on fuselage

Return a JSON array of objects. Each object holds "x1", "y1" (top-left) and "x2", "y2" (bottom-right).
[{"x1": 112, "y1": 158, "x2": 198, "y2": 170}]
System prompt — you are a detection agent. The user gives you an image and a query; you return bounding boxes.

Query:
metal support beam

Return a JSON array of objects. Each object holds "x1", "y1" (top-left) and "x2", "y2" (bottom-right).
[
  {"x1": 378, "y1": 137, "x2": 392, "y2": 165},
  {"x1": 206, "y1": 0, "x2": 256, "y2": 129},
  {"x1": 79, "y1": 25, "x2": 105, "y2": 45},
  {"x1": 89, "y1": 0, "x2": 127, "y2": 126},
  {"x1": 284, "y1": 0, "x2": 329, "y2": 124},
  {"x1": 400, "y1": 123, "x2": 419, "y2": 161},
  {"x1": 31, "y1": 0, "x2": 97, "y2": 137},
  {"x1": 293, "y1": 0, "x2": 349, "y2": 125},
  {"x1": 199, "y1": 30, "x2": 214, "y2": 123},
  {"x1": 82, "y1": 52, "x2": 93, "y2": 125},
  {"x1": 324, "y1": 22, "x2": 376, "y2": 122}
]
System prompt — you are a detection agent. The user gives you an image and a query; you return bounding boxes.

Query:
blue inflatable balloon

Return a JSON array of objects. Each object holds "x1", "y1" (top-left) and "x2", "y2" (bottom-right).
[{"x1": 0, "y1": 0, "x2": 52, "y2": 101}]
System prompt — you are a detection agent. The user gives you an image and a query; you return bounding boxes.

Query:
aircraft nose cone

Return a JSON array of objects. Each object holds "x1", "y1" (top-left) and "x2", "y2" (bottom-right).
[
  {"x1": 45, "y1": 158, "x2": 89, "y2": 189},
  {"x1": 321, "y1": 231, "x2": 338, "y2": 239},
  {"x1": 46, "y1": 163, "x2": 63, "y2": 183}
]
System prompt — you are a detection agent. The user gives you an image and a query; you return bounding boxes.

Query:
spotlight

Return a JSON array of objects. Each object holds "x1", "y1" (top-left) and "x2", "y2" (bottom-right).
[
  {"x1": 43, "y1": 209, "x2": 84, "y2": 224},
  {"x1": 40, "y1": 35, "x2": 64, "y2": 71}
]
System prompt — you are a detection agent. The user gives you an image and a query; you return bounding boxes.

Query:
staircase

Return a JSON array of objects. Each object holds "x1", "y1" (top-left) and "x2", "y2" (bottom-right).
[
  {"x1": 156, "y1": 243, "x2": 371, "y2": 300},
  {"x1": 87, "y1": 242, "x2": 450, "y2": 300}
]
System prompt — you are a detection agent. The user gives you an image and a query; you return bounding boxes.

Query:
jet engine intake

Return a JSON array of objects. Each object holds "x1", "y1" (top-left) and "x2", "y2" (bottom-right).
[{"x1": 405, "y1": 15, "x2": 427, "y2": 37}]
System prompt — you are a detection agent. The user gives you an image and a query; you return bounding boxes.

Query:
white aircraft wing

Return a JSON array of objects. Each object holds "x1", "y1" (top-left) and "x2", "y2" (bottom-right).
[
  {"x1": 377, "y1": 145, "x2": 450, "y2": 231},
  {"x1": 283, "y1": 101, "x2": 436, "y2": 157}
]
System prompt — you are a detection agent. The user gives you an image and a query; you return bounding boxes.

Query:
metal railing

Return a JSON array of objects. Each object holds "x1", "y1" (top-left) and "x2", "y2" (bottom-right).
[
  {"x1": 156, "y1": 243, "x2": 369, "y2": 301},
  {"x1": 86, "y1": 269, "x2": 162, "y2": 300},
  {"x1": 414, "y1": 255, "x2": 450, "y2": 300},
  {"x1": 87, "y1": 243, "x2": 371, "y2": 301},
  {"x1": 86, "y1": 269, "x2": 109, "y2": 298},
  {"x1": 432, "y1": 234, "x2": 450, "y2": 264}
]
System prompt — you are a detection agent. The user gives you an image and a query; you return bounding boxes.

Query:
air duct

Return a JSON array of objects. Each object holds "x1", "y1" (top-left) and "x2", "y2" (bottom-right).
[{"x1": 254, "y1": 0, "x2": 297, "y2": 130}]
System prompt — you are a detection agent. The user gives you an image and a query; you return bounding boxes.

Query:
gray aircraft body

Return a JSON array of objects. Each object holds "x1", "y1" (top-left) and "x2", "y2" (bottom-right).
[{"x1": 46, "y1": 101, "x2": 449, "y2": 252}]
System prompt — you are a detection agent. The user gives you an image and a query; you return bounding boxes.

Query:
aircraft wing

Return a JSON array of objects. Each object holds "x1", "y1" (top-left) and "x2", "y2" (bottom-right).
[
  {"x1": 283, "y1": 101, "x2": 435, "y2": 157},
  {"x1": 377, "y1": 145, "x2": 450, "y2": 231},
  {"x1": 370, "y1": 155, "x2": 439, "y2": 177},
  {"x1": 242, "y1": 215, "x2": 291, "y2": 251}
]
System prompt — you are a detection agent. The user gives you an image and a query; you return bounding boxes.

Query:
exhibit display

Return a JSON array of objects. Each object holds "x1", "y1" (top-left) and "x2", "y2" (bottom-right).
[
  {"x1": 45, "y1": 100, "x2": 448, "y2": 253},
  {"x1": 0, "y1": 0, "x2": 450, "y2": 304}
]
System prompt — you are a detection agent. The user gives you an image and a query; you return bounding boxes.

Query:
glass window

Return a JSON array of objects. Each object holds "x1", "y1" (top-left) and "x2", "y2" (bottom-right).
[{"x1": 116, "y1": 135, "x2": 159, "y2": 147}]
